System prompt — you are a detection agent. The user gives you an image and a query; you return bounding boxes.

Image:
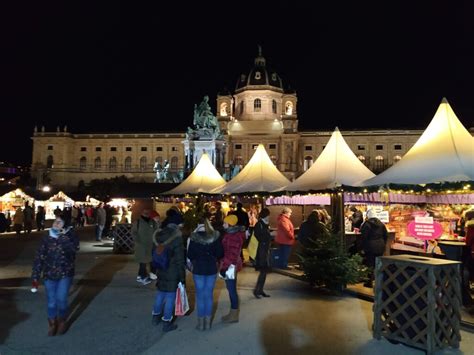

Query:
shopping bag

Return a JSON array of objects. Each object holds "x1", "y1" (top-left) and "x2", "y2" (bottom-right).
[
  {"x1": 175, "y1": 282, "x2": 190, "y2": 316},
  {"x1": 225, "y1": 264, "x2": 236, "y2": 280},
  {"x1": 247, "y1": 233, "x2": 259, "y2": 260}
]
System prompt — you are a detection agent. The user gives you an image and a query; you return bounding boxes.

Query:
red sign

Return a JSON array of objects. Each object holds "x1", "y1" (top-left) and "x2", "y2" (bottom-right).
[{"x1": 407, "y1": 216, "x2": 443, "y2": 240}]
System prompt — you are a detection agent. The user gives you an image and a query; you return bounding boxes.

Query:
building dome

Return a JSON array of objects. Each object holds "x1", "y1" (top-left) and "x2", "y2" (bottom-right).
[{"x1": 235, "y1": 47, "x2": 283, "y2": 93}]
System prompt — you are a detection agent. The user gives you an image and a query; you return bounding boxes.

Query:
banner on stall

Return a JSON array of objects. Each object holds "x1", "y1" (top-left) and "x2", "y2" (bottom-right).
[{"x1": 407, "y1": 216, "x2": 443, "y2": 240}]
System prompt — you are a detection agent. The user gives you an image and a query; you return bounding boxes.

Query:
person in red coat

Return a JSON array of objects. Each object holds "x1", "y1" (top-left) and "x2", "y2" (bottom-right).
[
  {"x1": 220, "y1": 214, "x2": 246, "y2": 324},
  {"x1": 275, "y1": 207, "x2": 295, "y2": 269}
]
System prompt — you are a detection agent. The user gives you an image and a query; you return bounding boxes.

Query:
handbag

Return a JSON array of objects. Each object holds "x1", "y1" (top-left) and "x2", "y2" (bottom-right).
[
  {"x1": 175, "y1": 282, "x2": 190, "y2": 316},
  {"x1": 248, "y1": 233, "x2": 259, "y2": 260}
]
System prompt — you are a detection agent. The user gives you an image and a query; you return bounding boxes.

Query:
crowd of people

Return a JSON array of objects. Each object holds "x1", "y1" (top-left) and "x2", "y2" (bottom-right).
[{"x1": 30, "y1": 199, "x2": 474, "y2": 337}]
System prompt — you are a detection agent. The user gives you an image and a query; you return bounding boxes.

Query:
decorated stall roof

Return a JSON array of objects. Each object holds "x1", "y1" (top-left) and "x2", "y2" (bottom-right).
[
  {"x1": 47, "y1": 191, "x2": 75, "y2": 204},
  {"x1": 164, "y1": 153, "x2": 226, "y2": 195},
  {"x1": 362, "y1": 98, "x2": 474, "y2": 186},
  {"x1": 283, "y1": 127, "x2": 375, "y2": 192},
  {"x1": 212, "y1": 144, "x2": 290, "y2": 194}
]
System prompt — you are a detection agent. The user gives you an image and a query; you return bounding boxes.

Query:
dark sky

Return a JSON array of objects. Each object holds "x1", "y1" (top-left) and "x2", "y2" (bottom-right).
[{"x1": 2, "y1": 1, "x2": 474, "y2": 164}]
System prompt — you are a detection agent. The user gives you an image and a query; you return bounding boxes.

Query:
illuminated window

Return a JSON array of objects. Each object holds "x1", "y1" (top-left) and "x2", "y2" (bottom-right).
[
  {"x1": 255, "y1": 71, "x2": 261, "y2": 80},
  {"x1": 46, "y1": 155, "x2": 54, "y2": 169},
  {"x1": 139, "y1": 156, "x2": 147, "y2": 171},
  {"x1": 47, "y1": 145, "x2": 53, "y2": 151},
  {"x1": 285, "y1": 101, "x2": 293, "y2": 115},
  {"x1": 109, "y1": 157, "x2": 117, "y2": 170},
  {"x1": 357, "y1": 145, "x2": 365, "y2": 151},
  {"x1": 393, "y1": 155, "x2": 402, "y2": 163},
  {"x1": 220, "y1": 102, "x2": 228, "y2": 116},
  {"x1": 79, "y1": 157, "x2": 87, "y2": 170},
  {"x1": 394, "y1": 144, "x2": 402, "y2": 150},
  {"x1": 254, "y1": 99, "x2": 261, "y2": 112},
  {"x1": 94, "y1": 157, "x2": 101, "y2": 169},
  {"x1": 252, "y1": 144, "x2": 258, "y2": 150},
  {"x1": 304, "y1": 156, "x2": 313, "y2": 171},
  {"x1": 374, "y1": 155, "x2": 384, "y2": 171},
  {"x1": 272, "y1": 100, "x2": 277, "y2": 114},
  {"x1": 124, "y1": 157, "x2": 132, "y2": 171},
  {"x1": 358, "y1": 155, "x2": 366, "y2": 162}
]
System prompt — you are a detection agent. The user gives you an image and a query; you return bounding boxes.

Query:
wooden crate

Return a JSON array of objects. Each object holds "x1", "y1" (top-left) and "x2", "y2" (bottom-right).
[
  {"x1": 373, "y1": 254, "x2": 462, "y2": 355},
  {"x1": 112, "y1": 223, "x2": 134, "y2": 254}
]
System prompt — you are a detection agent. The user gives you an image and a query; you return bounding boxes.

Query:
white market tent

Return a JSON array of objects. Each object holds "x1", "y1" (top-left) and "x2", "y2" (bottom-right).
[
  {"x1": 284, "y1": 127, "x2": 375, "y2": 191},
  {"x1": 212, "y1": 144, "x2": 290, "y2": 194},
  {"x1": 165, "y1": 152, "x2": 226, "y2": 194},
  {"x1": 362, "y1": 98, "x2": 474, "y2": 186}
]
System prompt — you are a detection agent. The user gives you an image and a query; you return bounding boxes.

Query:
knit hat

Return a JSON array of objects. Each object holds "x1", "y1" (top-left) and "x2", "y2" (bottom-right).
[
  {"x1": 366, "y1": 209, "x2": 377, "y2": 219},
  {"x1": 224, "y1": 214, "x2": 238, "y2": 226}
]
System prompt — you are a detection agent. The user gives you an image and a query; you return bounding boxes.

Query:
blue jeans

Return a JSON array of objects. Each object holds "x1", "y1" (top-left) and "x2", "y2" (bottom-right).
[
  {"x1": 193, "y1": 274, "x2": 217, "y2": 317},
  {"x1": 96, "y1": 224, "x2": 104, "y2": 241},
  {"x1": 44, "y1": 277, "x2": 72, "y2": 319},
  {"x1": 225, "y1": 278, "x2": 238, "y2": 310},
  {"x1": 153, "y1": 291, "x2": 176, "y2": 321},
  {"x1": 279, "y1": 244, "x2": 292, "y2": 268}
]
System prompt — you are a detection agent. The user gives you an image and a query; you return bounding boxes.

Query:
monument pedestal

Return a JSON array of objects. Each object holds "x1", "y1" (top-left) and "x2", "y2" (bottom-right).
[{"x1": 183, "y1": 138, "x2": 225, "y2": 174}]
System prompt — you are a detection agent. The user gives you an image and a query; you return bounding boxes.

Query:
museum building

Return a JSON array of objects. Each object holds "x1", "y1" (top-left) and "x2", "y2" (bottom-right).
[{"x1": 31, "y1": 50, "x2": 449, "y2": 189}]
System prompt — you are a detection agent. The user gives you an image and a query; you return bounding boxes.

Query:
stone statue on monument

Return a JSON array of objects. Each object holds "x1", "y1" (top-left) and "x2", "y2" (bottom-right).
[{"x1": 187, "y1": 95, "x2": 222, "y2": 140}]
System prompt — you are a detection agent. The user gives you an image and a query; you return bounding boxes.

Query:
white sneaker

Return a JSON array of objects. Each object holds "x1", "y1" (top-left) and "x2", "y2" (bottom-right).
[
  {"x1": 140, "y1": 277, "x2": 152, "y2": 286},
  {"x1": 149, "y1": 272, "x2": 157, "y2": 280},
  {"x1": 136, "y1": 276, "x2": 142, "y2": 282}
]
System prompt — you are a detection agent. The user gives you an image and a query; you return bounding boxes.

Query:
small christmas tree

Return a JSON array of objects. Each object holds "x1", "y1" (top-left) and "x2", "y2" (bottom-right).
[{"x1": 298, "y1": 233, "x2": 367, "y2": 291}]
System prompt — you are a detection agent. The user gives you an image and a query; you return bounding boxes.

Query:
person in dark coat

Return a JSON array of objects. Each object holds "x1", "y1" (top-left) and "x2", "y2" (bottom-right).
[
  {"x1": 0, "y1": 212, "x2": 8, "y2": 233},
  {"x1": 360, "y1": 209, "x2": 387, "y2": 287},
  {"x1": 253, "y1": 208, "x2": 273, "y2": 298},
  {"x1": 36, "y1": 206, "x2": 46, "y2": 231},
  {"x1": 297, "y1": 210, "x2": 329, "y2": 249},
  {"x1": 31, "y1": 216, "x2": 79, "y2": 336},
  {"x1": 151, "y1": 210, "x2": 185, "y2": 333},
  {"x1": 187, "y1": 218, "x2": 223, "y2": 330},
  {"x1": 349, "y1": 206, "x2": 364, "y2": 230}
]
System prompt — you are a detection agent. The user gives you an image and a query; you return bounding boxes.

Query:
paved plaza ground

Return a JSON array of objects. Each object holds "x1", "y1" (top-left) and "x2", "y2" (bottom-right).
[{"x1": 1, "y1": 227, "x2": 473, "y2": 355}]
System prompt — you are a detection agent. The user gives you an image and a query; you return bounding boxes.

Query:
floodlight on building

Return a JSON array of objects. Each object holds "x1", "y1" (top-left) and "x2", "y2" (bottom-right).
[{"x1": 42, "y1": 185, "x2": 51, "y2": 192}]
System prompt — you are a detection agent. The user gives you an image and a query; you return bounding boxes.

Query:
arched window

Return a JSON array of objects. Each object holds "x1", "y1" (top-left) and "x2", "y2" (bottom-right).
[
  {"x1": 79, "y1": 157, "x2": 87, "y2": 170},
  {"x1": 170, "y1": 156, "x2": 179, "y2": 171},
  {"x1": 304, "y1": 156, "x2": 313, "y2": 171},
  {"x1": 139, "y1": 156, "x2": 147, "y2": 171},
  {"x1": 254, "y1": 98, "x2": 261, "y2": 112},
  {"x1": 124, "y1": 157, "x2": 132, "y2": 171},
  {"x1": 155, "y1": 156, "x2": 163, "y2": 164},
  {"x1": 46, "y1": 155, "x2": 54, "y2": 169},
  {"x1": 109, "y1": 157, "x2": 117, "y2": 170},
  {"x1": 220, "y1": 102, "x2": 228, "y2": 116},
  {"x1": 393, "y1": 155, "x2": 402, "y2": 164},
  {"x1": 270, "y1": 155, "x2": 278, "y2": 165},
  {"x1": 272, "y1": 99, "x2": 277, "y2": 114},
  {"x1": 285, "y1": 101, "x2": 293, "y2": 115},
  {"x1": 374, "y1": 155, "x2": 384, "y2": 172},
  {"x1": 94, "y1": 157, "x2": 101, "y2": 169}
]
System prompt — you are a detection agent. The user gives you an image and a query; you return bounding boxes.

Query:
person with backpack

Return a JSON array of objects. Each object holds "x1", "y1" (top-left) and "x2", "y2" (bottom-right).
[
  {"x1": 151, "y1": 208, "x2": 185, "y2": 332},
  {"x1": 132, "y1": 208, "x2": 159, "y2": 285},
  {"x1": 187, "y1": 217, "x2": 223, "y2": 330}
]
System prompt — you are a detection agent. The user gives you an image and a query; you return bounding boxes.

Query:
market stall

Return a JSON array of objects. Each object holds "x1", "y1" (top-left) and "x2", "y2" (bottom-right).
[
  {"x1": 35, "y1": 191, "x2": 75, "y2": 220},
  {"x1": 0, "y1": 188, "x2": 35, "y2": 214}
]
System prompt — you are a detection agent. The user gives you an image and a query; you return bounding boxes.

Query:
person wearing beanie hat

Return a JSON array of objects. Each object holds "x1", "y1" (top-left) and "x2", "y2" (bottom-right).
[
  {"x1": 31, "y1": 216, "x2": 79, "y2": 336},
  {"x1": 360, "y1": 209, "x2": 388, "y2": 288},
  {"x1": 275, "y1": 207, "x2": 295, "y2": 269},
  {"x1": 220, "y1": 214, "x2": 246, "y2": 323},
  {"x1": 253, "y1": 208, "x2": 273, "y2": 299}
]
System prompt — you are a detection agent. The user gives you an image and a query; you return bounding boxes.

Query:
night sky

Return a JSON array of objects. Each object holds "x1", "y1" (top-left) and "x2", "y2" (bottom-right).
[{"x1": 2, "y1": 1, "x2": 474, "y2": 164}]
